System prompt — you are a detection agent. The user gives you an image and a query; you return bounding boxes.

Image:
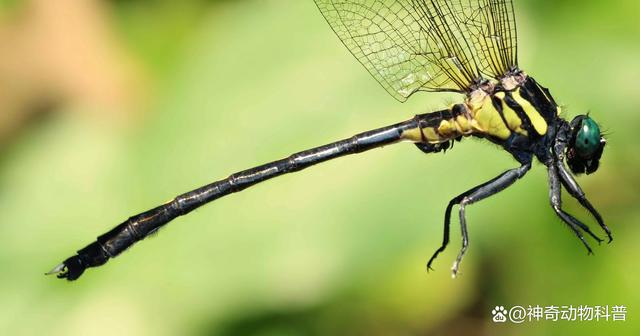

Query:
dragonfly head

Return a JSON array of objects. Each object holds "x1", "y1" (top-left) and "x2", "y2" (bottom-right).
[{"x1": 566, "y1": 115, "x2": 606, "y2": 175}]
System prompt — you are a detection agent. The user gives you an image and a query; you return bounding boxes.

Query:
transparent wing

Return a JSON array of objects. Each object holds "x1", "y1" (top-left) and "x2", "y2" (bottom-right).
[
  {"x1": 454, "y1": 0, "x2": 518, "y2": 79},
  {"x1": 313, "y1": 0, "x2": 519, "y2": 102}
]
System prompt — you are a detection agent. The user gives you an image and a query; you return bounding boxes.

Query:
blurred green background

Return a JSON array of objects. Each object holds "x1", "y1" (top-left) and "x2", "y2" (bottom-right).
[{"x1": 0, "y1": 0, "x2": 639, "y2": 335}]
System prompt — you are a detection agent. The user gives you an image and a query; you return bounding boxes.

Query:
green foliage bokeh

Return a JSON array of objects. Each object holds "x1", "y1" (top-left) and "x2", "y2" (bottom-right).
[{"x1": 0, "y1": 1, "x2": 638, "y2": 335}]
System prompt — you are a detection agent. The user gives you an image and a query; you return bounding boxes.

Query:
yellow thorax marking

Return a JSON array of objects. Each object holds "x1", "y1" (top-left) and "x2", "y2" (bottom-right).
[
  {"x1": 402, "y1": 84, "x2": 552, "y2": 145},
  {"x1": 512, "y1": 89, "x2": 548, "y2": 135},
  {"x1": 494, "y1": 92, "x2": 527, "y2": 136},
  {"x1": 467, "y1": 90, "x2": 510, "y2": 140}
]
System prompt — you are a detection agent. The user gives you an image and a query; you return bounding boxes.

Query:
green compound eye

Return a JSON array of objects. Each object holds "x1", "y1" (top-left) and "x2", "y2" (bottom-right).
[{"x1": 575, "y1": 117, "x2": 601, "y2": 158}]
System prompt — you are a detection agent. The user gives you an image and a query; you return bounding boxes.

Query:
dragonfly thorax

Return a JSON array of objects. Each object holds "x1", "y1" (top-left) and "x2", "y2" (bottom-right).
[{"x1": 499, "y1": 70, "x2": 528, "y2": 91}]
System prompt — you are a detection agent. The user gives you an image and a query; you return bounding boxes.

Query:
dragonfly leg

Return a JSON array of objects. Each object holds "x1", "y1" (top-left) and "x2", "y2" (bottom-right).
[
  {"x1": 426, "y1": 178, "x2": 496, "y2": 272},
  {"x1": 555, "y1": 162, "x2": 612, "y2": 242},
  {"x1": 427, "y1": 162, "x2": 531, "y2": 277},
  {"x1": 548, "y1": 165, "x2": 602, "y2": 253},
  {"x1": 426, "y1": 197, "x2": 458, "y2": 271},
  {"x1": 415, "y1": 141, "x2": 450, "y2": 154}
]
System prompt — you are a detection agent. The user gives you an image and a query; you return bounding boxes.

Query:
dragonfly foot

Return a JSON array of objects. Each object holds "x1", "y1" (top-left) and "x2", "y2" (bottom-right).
[
  {"x1": 451, "y1": 260, "x2": 463, "y2": 279},
  {"x1": 586, "y1": 248, "x2": 595, "y2": 256}
]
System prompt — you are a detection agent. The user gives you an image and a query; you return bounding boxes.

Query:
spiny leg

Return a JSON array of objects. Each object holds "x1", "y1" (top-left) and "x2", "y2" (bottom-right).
[
  {"x1": 426, "y1": 195, "x2": 463, "y2": 271},
  {"x1": 426, "y1": 173, "x2": 503, "y2": 271},
  {"x1": 548, "y1": 164, "x2": 601, "y2": 253},
  {"x1": 560, "y1": 211, "x2": 603, "y2": 246},
  {"x1": 556, "y1": 162, "x2": 613, "y2": 242},
  {"x1": 427, "y1": 162, "x2": 532, "y2": 277},
  {"x1": 453, "y1": 203, "x2": 470, "y2": 277},
  {"x1": 552, "y1": 129, "x2": 612, "y2": 242},
  {"x1": 452, "y1": 163, "x2": 532, "y2": 276}
]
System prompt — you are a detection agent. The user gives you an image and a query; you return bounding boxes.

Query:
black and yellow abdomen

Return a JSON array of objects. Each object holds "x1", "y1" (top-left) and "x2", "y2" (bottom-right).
[
  {"x1": 401, "y1": 104, "x2": 475, "y2": 144},
  {"x1": 402, "y1": 80, "x2": 559, "y2": 146}
]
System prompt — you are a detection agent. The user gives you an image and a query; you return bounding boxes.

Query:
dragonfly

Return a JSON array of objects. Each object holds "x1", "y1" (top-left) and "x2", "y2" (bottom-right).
[{"x1": 48, "y1": 0, "x2": 611, "y2": 281}]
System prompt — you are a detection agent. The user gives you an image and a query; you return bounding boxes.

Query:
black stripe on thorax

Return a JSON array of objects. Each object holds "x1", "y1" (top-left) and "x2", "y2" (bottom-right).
[
  {"x1": 503, "y1": 91, "x2": 537, "y2": 137},
  {"x1": 490, "y1": 94, "x2": 511, "y2": 129},
  {"x1": 519, "y1": 78, "x2": 558, "y2": 123}
]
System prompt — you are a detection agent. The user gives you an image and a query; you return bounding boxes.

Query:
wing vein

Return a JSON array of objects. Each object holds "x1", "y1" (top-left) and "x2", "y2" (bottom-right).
[{"x1": 314, "y1": 0, "x2": 520, "y2": 102}]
